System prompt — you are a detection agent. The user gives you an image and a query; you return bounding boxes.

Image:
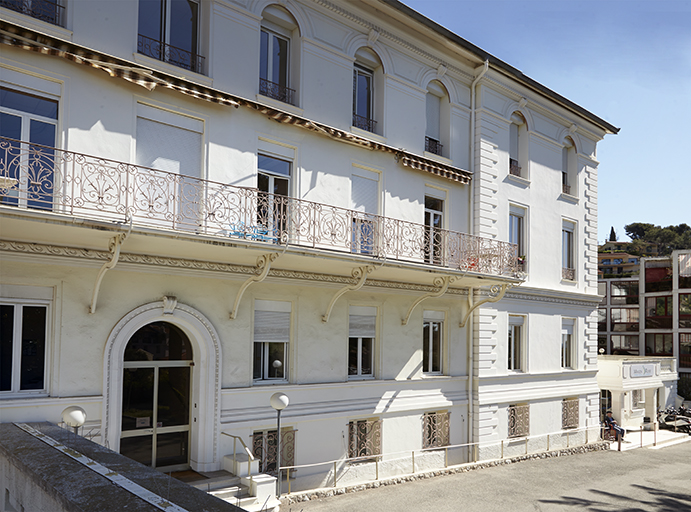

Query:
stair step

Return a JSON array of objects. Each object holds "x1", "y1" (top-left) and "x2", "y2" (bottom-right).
[{"x1": 187, "y1": 470, "x2": 242, "y2": 492}]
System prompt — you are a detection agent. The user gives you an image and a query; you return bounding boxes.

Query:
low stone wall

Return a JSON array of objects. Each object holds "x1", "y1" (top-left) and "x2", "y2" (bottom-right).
[{"x1": 281, "y1": 441, "x2": 610, "y2": 505}]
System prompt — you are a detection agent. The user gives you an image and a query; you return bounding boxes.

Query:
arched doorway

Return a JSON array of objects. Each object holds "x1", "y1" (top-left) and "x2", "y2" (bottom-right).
[{"x1": 120, "y1": 322, "x2": 193, "y2": 470}]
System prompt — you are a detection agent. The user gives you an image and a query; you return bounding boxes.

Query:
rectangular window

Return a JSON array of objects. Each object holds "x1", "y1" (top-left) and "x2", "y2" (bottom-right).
[
  {"x1": 1, "y1": 87, "x2": 58, "y2": 211},
  {"x1": 1, "y1": 0, "x2": 64, "y2": 26},
  {"x1": 679, "y1": 294, "x2": 691, "y2": 328},
  {"x1": 611, "y1": 335, "x2": 639, "y2": 355},
  {"x1": 562, "y1": 220, "x2": 575, "y2": 280},
  {"x1": 259, "y1": 26, "x2": 294, "y2": 104},
  {"x1": 423, "y1": 311, "x2": 443, "y2": 375},
  {"x1": 597, "y1": 309, "x2": 607, "y2": 332},
  {"x1": 562, "y1": 398, "x2": 578, "y2": 430},
  {"x1": 561, "y1": 319, "x2": 575, "y2": 369},
  {"x1": 257, "y1": 154, "x2": 291, "y2": 243},
  {"x1": 645, "y1": 296, "x2": 672, "y2": 329},
  {"x1": 350, "y1": 171, "x2": 378, "y2": 255},
  {"x1": 252, "y1": 428, "x2": 296, "y2": 475},
  {"x1": 509, "y1": 205, "x2": 526, "y2": 269},
  {"x1": 680, "y1": 333, "x2": 691, "y2": 369},
  {"x1": 598, "y1": 335, "x2": 607, "y2": 354},
  {"x1": 508, "y1": 315, "x2": 524, "y2": 371},
  {"x1": 422, "y1": 411, "x2": 449, "y2": 449},
  {"x1": 679, "y1": 253, "x2": 691, "y2": 289},
  {"x1": 347, "y1": 419, "x2": 381, "y2": 459},
  {"x1": 424, "y1": 195, "x2": 444, "y2": 264},
  {"x1": 352, "y1": 65, "x2": 375, "y2": 132},
  {"x1": 348, "y1": 306, "x2": 375, "y2": 378},
  {"x1": 645, "y1": 260, "x2": 672, "y2": 293},
  {"x1": 508, "y1": 403, "x2": 529, "y2": 438},
  {"x1": 610, "y1": 281, "x2": 638, "y2": 305},
  {"x1": 0, "y1": 302, "x2": 48, "y2": 394},
  {"x1": 645, "y1": 333, "x2": 672, "y2": 356},
  {"x1": 632, "y1": 389, "x2": 644, "y2": 410},
  {"x1": 253, "y1": 300, "x2": 290, "y2": 381},
  {"x1": 610, "y1": 308, "x2": 639, "y2": 332},
  {"x1": 137, "y1": 0, "x2": 203, "y2": 73}
]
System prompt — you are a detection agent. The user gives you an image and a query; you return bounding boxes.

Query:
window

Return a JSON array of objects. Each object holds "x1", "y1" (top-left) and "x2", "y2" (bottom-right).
[
  {"x1": 509, "y1": 205, "x2": 526, "y2": 270},
  {"x1": 259, "y1": 5, "x2": 298, "y2": 105},
  {"x1": 508, "y1": 403, "x2": 529, "y2": 438},
  {"x1": 645, "y1": 333, "x2": 672, "y2": 356},
  {"x1": 562, "y1": 398, "x2": 578, "y2": 430},
  {"x1": 423, "y1": 311, "x2": 443, "y2": 375},
  {"x1": 422, "y1": 411, "x2": 449, "y2": 449},
  {"x1": 632, "y1": 389, "x2": 644, "y2": 410},
  {"x1": 645, "y1": 260, "x2": 672, "y2": 292},
  {"x1": 1, "y1": 0, "x2": 64, "y2": 26},
  {"x1": 611, "y1": 335, "x2": 639, "y2": 355},
  {"x1": 350, "y1": 170, "x2": 379, "y2": 255},
  {"x1": 628, "y1": 258, "x2": 639, "y2": 264},
  {"x1": 601, "y1": 259, "x2": 611, "y2": 265},
  {"x1": 1, "y1": 301, "x2": 48, "y2": 394},
  {"x1": 1, "y1": 86, "x2": 58, "y2": 211},
  {"x1": 137, "y1": 0, "x2": 203, "y2": 73},
  {"x1": 598, "y1": 335, "x2": 607, "y2": 354},
  {"x1": 424, "y1": 195, "x2": 444, "y2": 264},
  {"x1": 600, "y1": 390, "x2": 612, "y2": 420},
  {"x1": 679, "y1": 253, "x2": 691, "y2": 289},
  {"x1": 610, "y1": 281, "x2": 638, "y2": 305},
  {"x1": 425, "y1": 81, "x2": 448, "y2": 156},
  {"x1": 347, "y1": 419, "x2": 381, "y2": 459},
  {"x1": 508, "y1": 112, "x2": 528, "y2": 178},
  {"x1": 680, "y1": 333, "x2": 691, "y2": 369},
  {"x1": 508, "y1": 315, "x2": 524, "y2": 371},
  {"x1": 253, "y1": 300, "x2": 290, "y2": 381},
  {"x1": 352, "y1": 47, "x2": 382, "y2": 133},
  {"x1": 597, "y1": 309, "x2": 607, "y2": 332},
  {"x1": 612, "y1": 258, "x2": 623, "y2": 265},
  {"x1": 561, "y1": 136, "x2": 576, "y2": 196},
  {"x1": 562, "y1": 220, "x2": 575, "y2": 280},
  {"x1": 610, "y1": 308, "x2": 639, "y2": 332},
  {"x1": 561, "y1": 319, "x2": 575, "y2": 369},
  {"x1": 645, "y1": 296, "x2": 672, "y2": 329},
  {"x1": 257, "y1": 154, "x2": 291, "y2": 243},
  {"x1": 252, "y1": 428, "x2": 296, "y2": 475},
  {"x1": 348, "y1": 306, "x2": 375, "y2": 379},
  {"x1": 680, "y1": 294, "x2": 691, "y2": 328}
]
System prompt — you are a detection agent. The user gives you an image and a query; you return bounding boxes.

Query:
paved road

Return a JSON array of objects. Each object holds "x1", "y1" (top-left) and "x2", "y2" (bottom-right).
[{"x1": 286, "y1": 440, "x2": 691, "y2": 512}]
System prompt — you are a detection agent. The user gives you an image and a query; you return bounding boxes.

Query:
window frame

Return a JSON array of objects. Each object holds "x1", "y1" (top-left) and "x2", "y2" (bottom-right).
[
  {"x1": 645, "y1": 295, "x2": 672, "y2": 329},
  {"x1": 508, "y1": 403, "x2": 529, "y2": 438},
  {"x1": 611, "y1": 334, "x2": 639, "y2": 355},
  {"x1": 422, "y1": 411, "x2": 450, "y2": 449},
  {"x1": 509, "y1": 204, "x2": 526, "y2": 269},
  {"x1": 347, "y1": 418, "x2": 381, "y2": 460},
  {"x1": 645, "y1": 333, "x2": 673, "y2": 356},
  {"x1": 422, "y1": 311, "x2": 444, "y2": 375},
  {"x1": 424, "y1": 195, "x2": 444, "y2": 265},
  {"x1": 0, "y1": 297, "x2": 51, "y2": 396},
  {"x1": 680, "y1": 333, "x2": 691, "y2": 369},
  {"x1": 561, "y1": 318, "x2": 575, "y2": 370},
  {"x1": 561, "y1": 220, "x2": 576, "y2": 281},
  {"x1": 352, "y1": 64, "x2": 375, "y2": 131},
  {"x1": 610, "y1": 281, "x2": 639, "y2": 305},
  {"x1": 610, "y1": 307, "x2": 639, "y2": 332},
  {"x1": 680, "y1": 294, "x2": 691, "y2": 328},
  {"x1": 253, "y1": 300, "x2": 291, "y2": 383},
  {"x1": 348, "y1": 306, "x2": 376, "y2": 380},
  {"x1": 508, "y1": 315, "x2": 525, "y2": 372},
  {"x1": 562, "y1": 397, "x2": 579, "y2": 430}
]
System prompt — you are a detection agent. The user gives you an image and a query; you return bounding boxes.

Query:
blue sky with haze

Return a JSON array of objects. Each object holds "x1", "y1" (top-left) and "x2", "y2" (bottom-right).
[{"x1": 403, "y1": 0, "x2": 690, "y2": 243}]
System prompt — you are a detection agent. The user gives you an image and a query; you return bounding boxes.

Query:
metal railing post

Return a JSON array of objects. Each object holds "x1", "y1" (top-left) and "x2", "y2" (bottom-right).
[
  {"x1": 566, "y1": 431, "x2": 569, "y2": 448},
  {"x1": 444, "y1": 447, "x2": 448, "y2": 468},
  {"x1": 525, "y1": 437, "x2": 528, "y2": 455},
  {"x1": 640, "y1": 428, "x2": 643, "y2": 448},
  {"x1": 376, "y1": 456, "x2": 379, "y2": 480},
  {"x1": 617, "y1": 435, "x2": 622, "y2": 452},
  {"x1": 654, "y1": 422, "x2": 657, "y2": 446},
  {"x1": 333, "y1": 461, "x2": 337, "y2": 488},
  {"x1": 546, "y1": 434, "x2": 549, "y2": 452},
  {"x1": 287, "y1": 468, "x2": 291, "y2": 495},
  {"x1": 501, "y1": 440, "x2": 504, "y2": 459},
  {"x1": 412, "y1": 451, "x2": 415, "y2": 474}
]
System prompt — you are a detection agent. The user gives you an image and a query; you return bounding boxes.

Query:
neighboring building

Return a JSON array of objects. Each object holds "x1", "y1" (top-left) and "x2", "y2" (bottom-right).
[
  {"x1": 599, "y1": 250, "x2": 691, "y2": 401},
  {"x1": 0, "y1": 0, "x2": 617, "y2": 498},
  {"x1": 597, "y1": 251, "x2": 640, "y2": 278}
]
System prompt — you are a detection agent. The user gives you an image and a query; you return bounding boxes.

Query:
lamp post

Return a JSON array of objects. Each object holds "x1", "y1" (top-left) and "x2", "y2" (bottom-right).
[
  {"x1": 270, "y1": 392, "x2": 289, "y2": 498},
  {"x1": 61, "y1": 406, "x2": 87, "y2": 435}
]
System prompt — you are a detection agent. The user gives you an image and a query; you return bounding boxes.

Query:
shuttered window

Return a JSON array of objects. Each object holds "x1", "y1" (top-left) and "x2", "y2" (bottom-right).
[{"x1": 254, "y1": 301, "x2": 291, "y2": 381}]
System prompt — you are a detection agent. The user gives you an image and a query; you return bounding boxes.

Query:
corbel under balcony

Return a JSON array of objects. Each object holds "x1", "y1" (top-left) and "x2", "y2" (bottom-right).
[
  {"x1": 460, "y1": 283, "x2": 516, "y2": 327},
  {"x1": 322, "y1": 265, "x2": 374, "y2": 323},
  {"x1": 230, "y1": 253, "x2": 280, "y2": 319},
  {"x1": 89, "y1": 230, "x2": 129, "y2": 314},
  {"x1": 401, "y1": 275, "x2": 456, "y2": 326}
]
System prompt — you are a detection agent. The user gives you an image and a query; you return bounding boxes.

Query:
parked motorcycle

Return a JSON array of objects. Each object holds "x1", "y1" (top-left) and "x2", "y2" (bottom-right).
[{"x1": 658, "y1": 408, "x2": 691, "y2": 434}]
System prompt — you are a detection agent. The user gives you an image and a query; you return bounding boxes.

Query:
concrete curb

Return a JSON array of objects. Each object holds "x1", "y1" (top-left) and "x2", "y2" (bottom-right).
[{"x1": 281, "y1": 442, "x2": 610, "y2": 505}]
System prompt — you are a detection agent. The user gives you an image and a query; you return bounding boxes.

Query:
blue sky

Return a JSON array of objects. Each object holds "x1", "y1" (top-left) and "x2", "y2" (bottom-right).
[{"x1": 404, "y1": 0, "x2": 690, "y2": 243}]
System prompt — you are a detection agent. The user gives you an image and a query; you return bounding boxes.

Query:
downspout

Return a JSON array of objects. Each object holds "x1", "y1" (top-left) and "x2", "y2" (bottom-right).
[{"x1": 467, "y1": 60, "x2": 489, "y2": 457}]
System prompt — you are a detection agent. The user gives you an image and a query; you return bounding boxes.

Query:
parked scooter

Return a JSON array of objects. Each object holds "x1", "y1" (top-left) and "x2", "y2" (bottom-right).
[{"x1": 658, "y1": 408, "x2": 691, "y2": 434}]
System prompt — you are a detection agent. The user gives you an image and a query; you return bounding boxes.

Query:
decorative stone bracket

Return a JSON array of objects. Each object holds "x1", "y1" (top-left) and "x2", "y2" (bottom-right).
[
  {"x1": 229, "y1": 253, "x2": 279, "y2": 319},
  {"x1": 322, "y1": 266, "x2": 374, "y2": 323},
  {"x1": 401, "y1": 275, "x2": 455, "y2": 326},
  {"x1": 89, "y1": 231, "x2": 129, "y2": 314},
  {"x1": 459, "y1": 283, "x2": 512, "y2": 327}
]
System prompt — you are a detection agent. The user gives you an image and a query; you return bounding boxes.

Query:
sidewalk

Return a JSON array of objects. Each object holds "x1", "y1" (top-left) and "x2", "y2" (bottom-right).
[{"x1": 612, "y1": 427, "x2": 691, "y2": 451}]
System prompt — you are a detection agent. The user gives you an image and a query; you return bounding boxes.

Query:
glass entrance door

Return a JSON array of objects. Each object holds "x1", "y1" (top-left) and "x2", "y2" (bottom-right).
[{"x1": 120, "y1": 322, "x2": 192, "y2": 471}]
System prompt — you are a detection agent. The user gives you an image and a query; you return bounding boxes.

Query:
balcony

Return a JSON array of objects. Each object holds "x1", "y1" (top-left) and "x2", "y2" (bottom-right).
[
  {"x1": 424, "y1": 136, "x2": 443, "y2": 156},
  {"x1": 352, "y1": 114, "x2": 377, "y2": 133},
  {"x1": 562, "y1": 267, "x2": 575, "y2": 281},
  {"x1": 0, "y1": 0, "x2": 64, "y2": 26},
  {"x1": 259, "y1": 78, "x2": 295, "y2": 106},
  {"x1": 137, "y1": 34, "x2": 205, "y2": 74},
  {"x1": 562, "y1": 183, "x2": 571, "y2": 195},
  {"x1": 0, "y1": 137, "x2": 519, "y2": 277},
  {"x1": 509, "y1": 158, "x2": 521, "y2": 177}
]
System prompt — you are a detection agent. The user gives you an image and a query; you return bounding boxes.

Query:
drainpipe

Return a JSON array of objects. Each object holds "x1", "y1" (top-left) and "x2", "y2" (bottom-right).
[{"x1": 467, "y1": 59, "x2": 489, "y2": 457}]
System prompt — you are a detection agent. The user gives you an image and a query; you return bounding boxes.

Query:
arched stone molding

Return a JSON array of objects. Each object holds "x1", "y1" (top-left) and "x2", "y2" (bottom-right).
[
  {"x1": 252, "y1": 0, "x2": 310, "y2": 38},
  {"x1": 419, "y1": 69, "x2": 457, "y2": 106},
  {"x1": 344, "y1": 35, "x2": 393, "y2": 75},
  {"x1": 502, "y1": 101, "x2": 534, "y2": 132},
  {"x1": 557, "y1": 126, "x2": 583, "y2": 154},
  {"x1": 103, "y1": 300, "x2": 222, "y2": 472}
]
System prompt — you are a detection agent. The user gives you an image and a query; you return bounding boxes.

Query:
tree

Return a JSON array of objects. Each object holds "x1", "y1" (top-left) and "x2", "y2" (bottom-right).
[
  {"x1": 609, "y1": 226, "x2": 617, "y2": 242},
  {"x1": 623, "y1": 222, "x2": 691, "y2": 256}
]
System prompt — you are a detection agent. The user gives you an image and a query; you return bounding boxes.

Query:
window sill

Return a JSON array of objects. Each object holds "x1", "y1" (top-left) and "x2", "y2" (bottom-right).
[
  {"x1": 559, "y1": 192, "x2": 579, "y2": 204},
  {"x1": 421, "y1": 373, "x2": 446, "y2": 378},
  {"x1": 132, "y1": 53, "x2": 213, "y2": 86},
  {"x1": 252, "y1": 379, "x2": 289, "y2": 386},
  {"x1": 561, "y1": 279, "x2": 578, "y2": 285},
  {"x1": 422, "y1": 151, "x2": 453, "y2": 165},
  {"x1": 256, "y1": 94, "x2": 303, "y2": 115},
  {"x1": 0, "y1": 8, "x2": 72, "y2": 40},
  {"x1": 351, "y1": 126, "x2": 386, "y2": 143},
  {"x1": 347, "y1": 375, "x2": 375, "y2": 381},
  {"x1": 0, "y1": 392, "x2": 50, "y2": 400},
  {"x1": 506, "y1": 174, "x2": 531, "y2": 187}
]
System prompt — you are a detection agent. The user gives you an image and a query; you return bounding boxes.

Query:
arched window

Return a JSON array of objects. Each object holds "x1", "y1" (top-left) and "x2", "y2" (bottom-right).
[
  {"x1": 562, "y1": 136, "x2": 577, "y2": 196},
  {"x1": 425, "y1": 80, "x2": 449, "y2": 157},
  {"x1": 353, "y1": 47, "x2": 384, "y2": 134},
  {"x1": 509, "y1": 112, "x2": 528, "y2": 178},
  {"x1": 259, "y1": 5, "x2": 300, "y2": 105}
]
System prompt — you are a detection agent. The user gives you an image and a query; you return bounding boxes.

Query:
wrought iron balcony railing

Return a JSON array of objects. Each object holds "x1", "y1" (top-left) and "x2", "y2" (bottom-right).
[
  {"x1": 0, "y1": 137, "x2": 519, "y2": 276},
  {"x1": 1, "y1": 0, "x2": 64, "y2": 26},
  {"x1": 509, "y1": 158, "x2": 522, "y2": 177},
  {"x1": 562, "y1": 183, "x2": 571, "y2": 195},
  {"x1": 352, "y1": 114, "x2": 377, "y2": 133},
  {"x1": 424, "y1": 136, "x2": 443, "y2": 156},
  {"x1": 137, "y1": 34, "x2": 205, "y2": 74},
  {"x1": 259, "y1": 78, "x2": 296, "y2": 106},
  {"x1": 562, "y1": 267, "x2": 575, "y2": 281}
]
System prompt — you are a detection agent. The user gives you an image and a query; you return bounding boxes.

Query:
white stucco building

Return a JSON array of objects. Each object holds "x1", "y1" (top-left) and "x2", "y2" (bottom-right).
[{"x1": 0, "y1": 0, "x2": 617, "y2": 498}]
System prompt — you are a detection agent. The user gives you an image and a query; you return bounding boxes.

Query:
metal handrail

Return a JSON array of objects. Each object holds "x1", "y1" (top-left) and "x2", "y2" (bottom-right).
[
  {"x1": 221, "y1": 432, "x2": 255, "y2": 487},
  {"x1": 0, "y1": 136, "x2": 519, "y2": 276}
]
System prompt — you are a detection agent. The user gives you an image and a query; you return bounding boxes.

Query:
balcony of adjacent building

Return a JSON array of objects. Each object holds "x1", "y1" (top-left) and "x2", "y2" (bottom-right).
[
  {"x1": 0, "y1": 137, "x2": 521, "y2": 288},
  {"x1": 0, "y1": 0, "x2": 64, "y2": 27}
]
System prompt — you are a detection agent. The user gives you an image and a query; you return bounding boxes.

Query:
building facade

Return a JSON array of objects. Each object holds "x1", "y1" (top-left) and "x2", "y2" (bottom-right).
[{"x1": 0, "y1": 0, "x2": 616, "y2": 495}]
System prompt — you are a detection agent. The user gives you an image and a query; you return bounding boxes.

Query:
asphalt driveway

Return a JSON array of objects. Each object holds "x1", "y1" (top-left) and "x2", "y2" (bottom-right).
[{"x1": 286, "y1": 439, "x2": 691, "y2": 512}]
